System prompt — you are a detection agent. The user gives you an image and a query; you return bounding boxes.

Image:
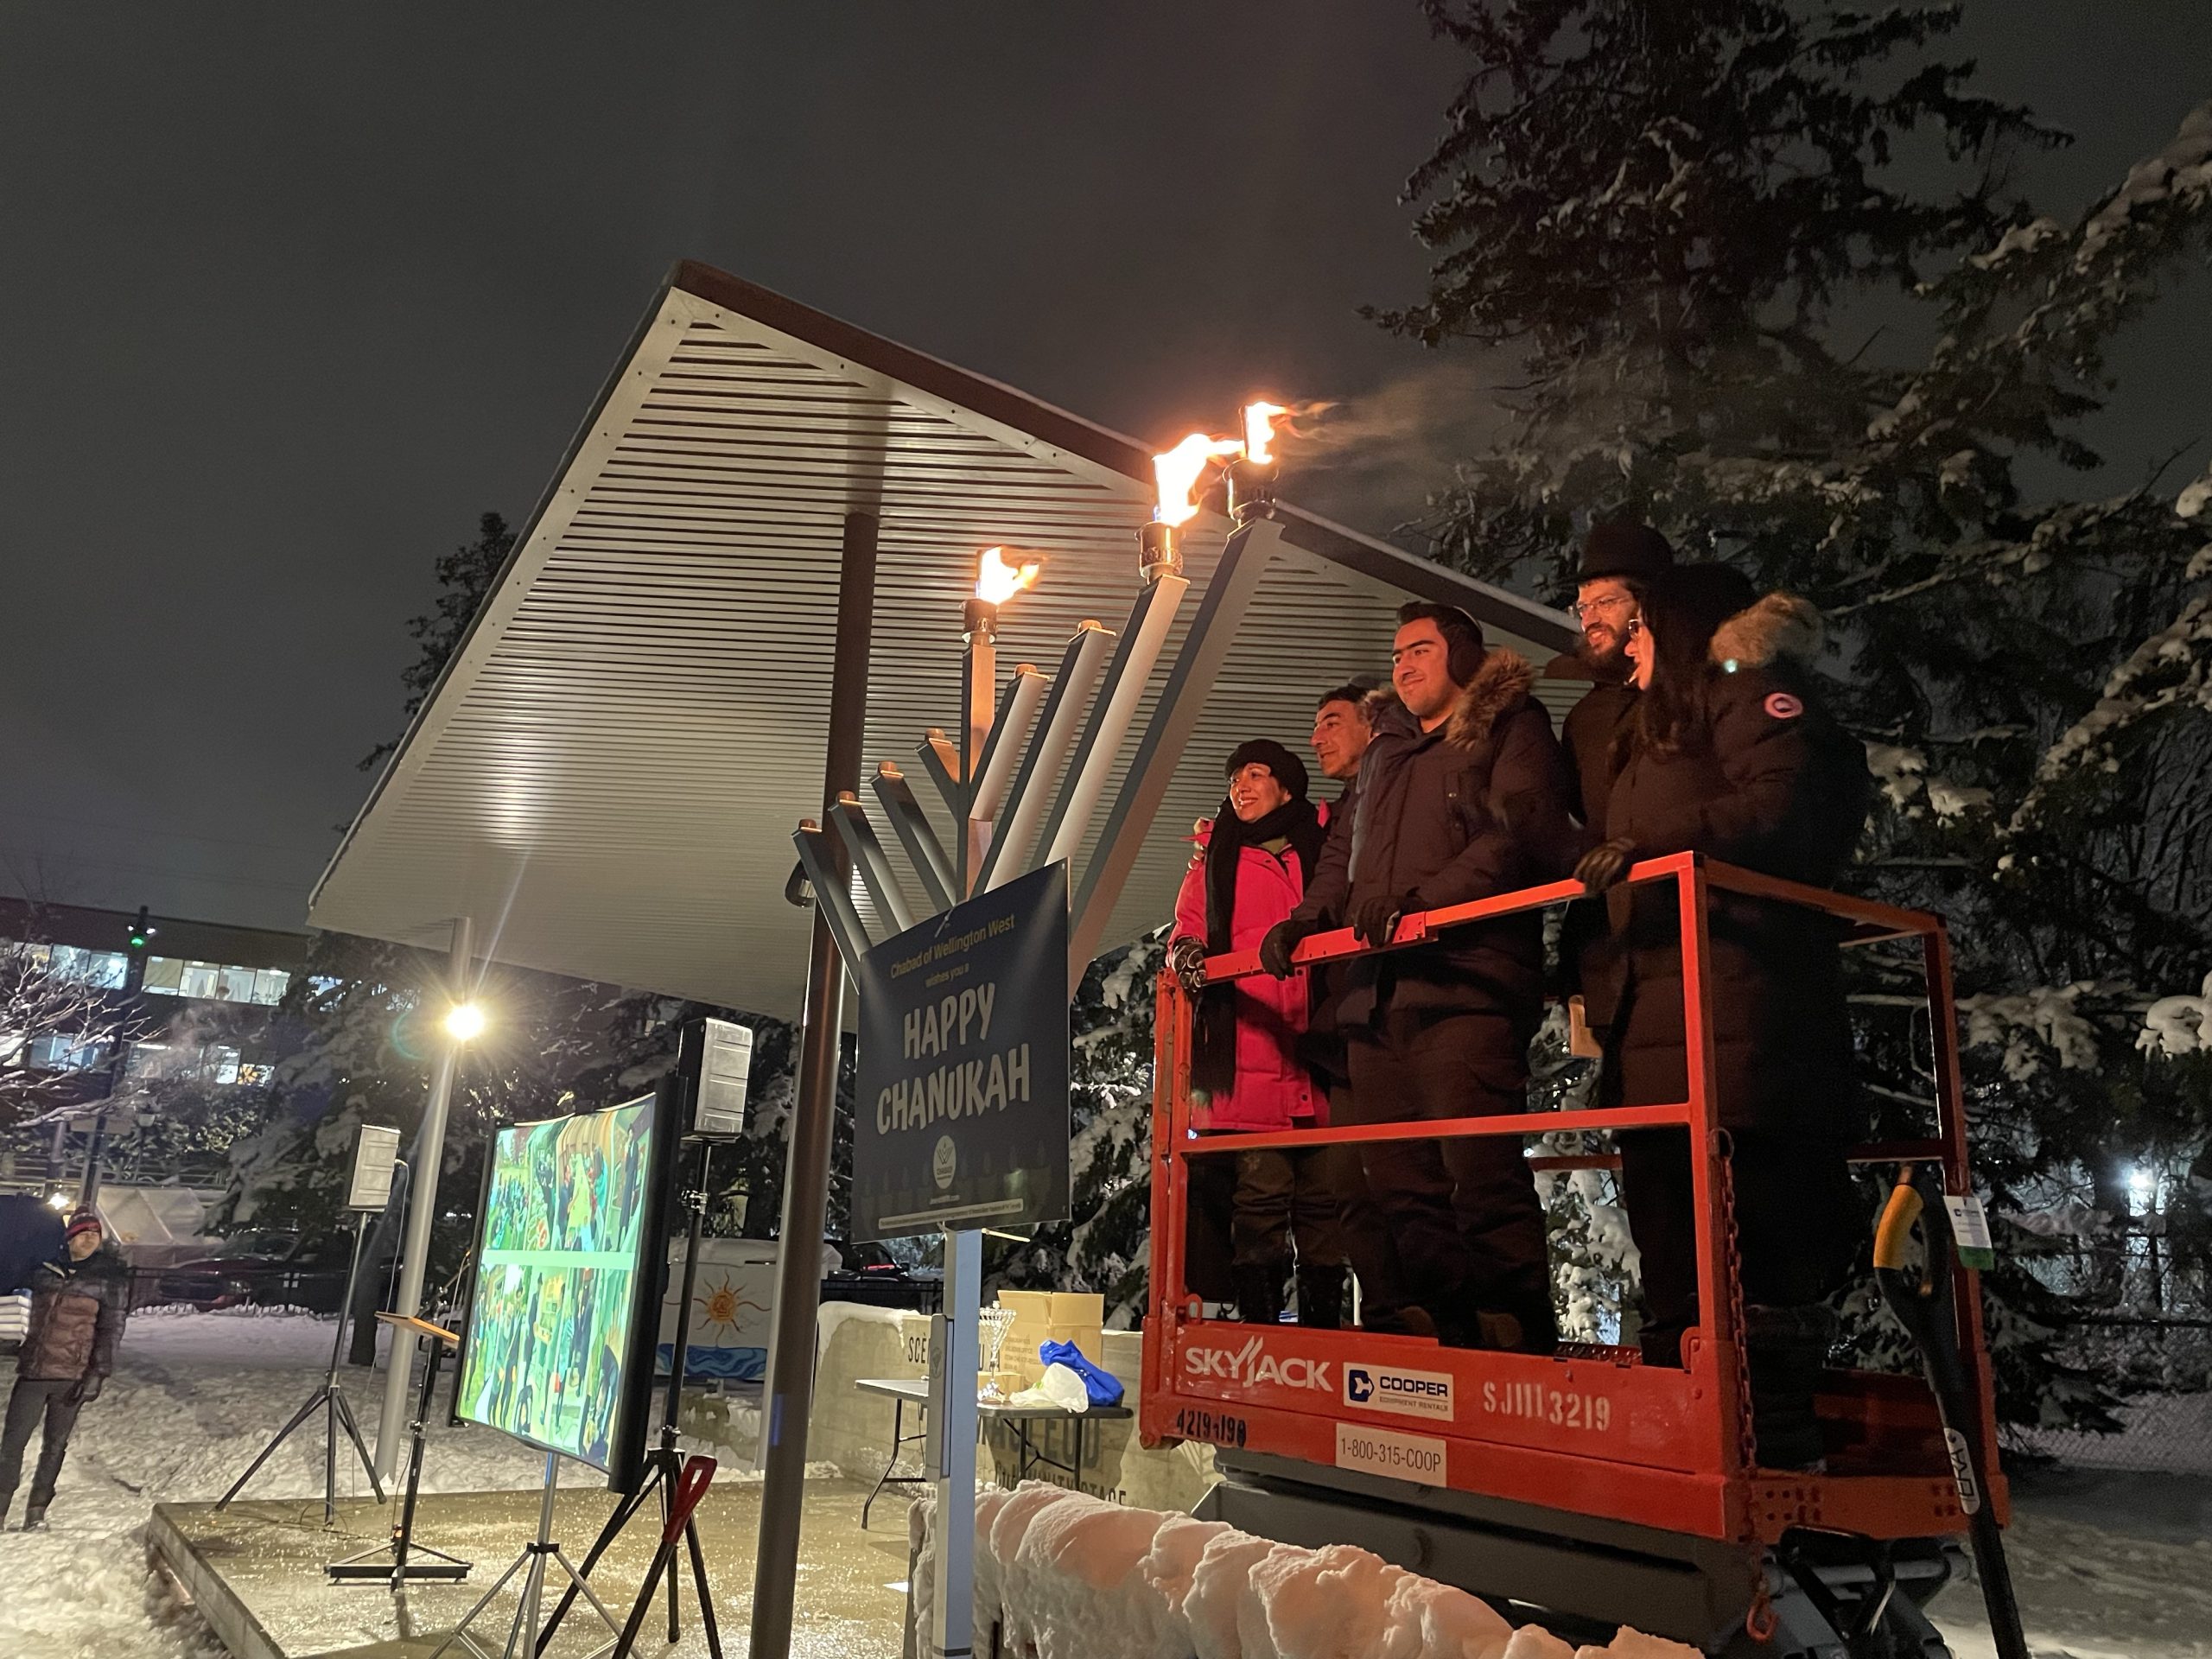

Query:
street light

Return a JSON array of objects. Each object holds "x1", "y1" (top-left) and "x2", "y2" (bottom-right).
[{"x1": 443, "y1": 1002, "x2": 487, "y2": 1043}]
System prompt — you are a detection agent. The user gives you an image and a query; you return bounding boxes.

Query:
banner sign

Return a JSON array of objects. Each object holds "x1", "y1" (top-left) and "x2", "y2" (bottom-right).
[{"x1": 850, "y1": 862, "x2": 1071, "y2": 1241}]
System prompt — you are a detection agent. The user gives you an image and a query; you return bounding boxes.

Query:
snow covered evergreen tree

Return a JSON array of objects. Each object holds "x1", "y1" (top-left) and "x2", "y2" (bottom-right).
[{"x1": 1380, "y1": 0, "x2": 2212, "y2": 1428}]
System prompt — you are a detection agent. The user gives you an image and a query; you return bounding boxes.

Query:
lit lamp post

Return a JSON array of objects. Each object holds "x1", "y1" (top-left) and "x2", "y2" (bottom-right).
[{"x1": 371, "y1": 928, "x2": 486, "y2": 1484}]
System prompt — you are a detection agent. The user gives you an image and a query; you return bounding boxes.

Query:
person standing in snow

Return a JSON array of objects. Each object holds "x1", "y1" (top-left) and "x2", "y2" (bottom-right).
[
  {"x1": 1166, "y1": 740, "x2": 1336, "y2": 1326},
  {"x1": 1574, "y1": 563, "x2": 1873, "y2": 1469},
  {"x1": 1263, "y1": 603, "x2": 1576, "y2": 1351},
  {"x1": 1, "y1": 1210, "x2": 130, "y2": 1529}
]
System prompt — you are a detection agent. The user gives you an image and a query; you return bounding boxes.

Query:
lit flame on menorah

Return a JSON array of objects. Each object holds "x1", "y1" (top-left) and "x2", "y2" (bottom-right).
[{"x1": 792, "y1": 399, "x2": 1298, "y2": 988}]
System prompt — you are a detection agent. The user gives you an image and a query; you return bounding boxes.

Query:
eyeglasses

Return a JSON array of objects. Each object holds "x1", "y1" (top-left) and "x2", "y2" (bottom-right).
[
  {"x1": 1573, "y1": 594, "x2": 1636, "y2": 621},
  {"x1": 1624, "y1": 616, "x2": 1645, "y2": 640}
]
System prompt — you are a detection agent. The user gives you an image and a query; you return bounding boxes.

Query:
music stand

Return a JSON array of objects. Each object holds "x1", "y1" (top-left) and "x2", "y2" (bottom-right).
[
  {"x1": 327, "y1": 1313, "x2": 472, "y2": 1584},
  {"x1": 216, "y1": 1210, "x2": 385, "y2": 1522},
  {"x1": 536, "y1": 1136, "x2": 723, "y2": 1659}
]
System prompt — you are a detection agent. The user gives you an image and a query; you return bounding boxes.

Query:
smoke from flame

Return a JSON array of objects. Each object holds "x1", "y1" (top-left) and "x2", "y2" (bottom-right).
[
  {"x1": 1153, "y1": 433, "x2": 1242, "y2": 526},
  {"x1": 976, "y1": 545, "x2": 1042, "y2": 605}
]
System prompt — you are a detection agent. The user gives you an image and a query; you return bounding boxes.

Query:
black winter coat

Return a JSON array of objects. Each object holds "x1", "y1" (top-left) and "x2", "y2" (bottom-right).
[
  {"x1": 1549, "y1": 659, "x2": 1639, "y2": 836},
  {"x1": 1597, "y1": 597, "x2": 1873, "y2": 1137},
  {"x1": 18, "y1": 1245, "x2": 130, "y2": 1382},
  {"x1": 1295, "y1": 651, "x2": 1577, "y2": 1029},
  {"x1": 1548, "y1": 659, "x2": 1641, "y2": 1019}
]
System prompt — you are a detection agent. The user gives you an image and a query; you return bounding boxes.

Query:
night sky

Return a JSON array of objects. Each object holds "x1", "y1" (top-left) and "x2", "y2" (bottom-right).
[{"x1": 3, "y1": 3, "x2": 2207, "y2": 935}]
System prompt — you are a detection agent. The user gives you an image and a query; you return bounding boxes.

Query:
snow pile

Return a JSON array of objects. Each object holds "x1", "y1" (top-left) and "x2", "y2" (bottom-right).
[
  {"x1": 910, "y1": 1483, "x2": 1700, "y2": 1659},
  {"x1": 0, "y1": 1310, "x2": 796, "y2": 1659}
]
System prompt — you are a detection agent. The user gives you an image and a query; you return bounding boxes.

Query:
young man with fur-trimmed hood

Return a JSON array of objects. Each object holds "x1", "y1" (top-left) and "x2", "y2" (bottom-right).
[{"x1": 1262, "y1": 601, "x2": 1576, "y2": 1351}]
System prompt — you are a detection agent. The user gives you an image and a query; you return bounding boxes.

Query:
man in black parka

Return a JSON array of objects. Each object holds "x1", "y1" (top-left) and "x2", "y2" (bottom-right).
[
  {"x1": 1551, "y1": 523, "x2": 1675, "y2": 1052},
  {"x1": 1, "y1": 1210, "x2": 129, "y2": 1529},
  {"x1": 1263, "y1": 602, "x2": 1576, "y2": 1350}
]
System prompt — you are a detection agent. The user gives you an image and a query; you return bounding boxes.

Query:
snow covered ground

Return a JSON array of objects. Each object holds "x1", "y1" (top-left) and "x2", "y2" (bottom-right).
[
  {"x1": 0, "y1": 1308, "x2": 554, "y2": 1659},
  {"x1": 0, "y1": 1310, "x2": 2204, "y2": 1659}
]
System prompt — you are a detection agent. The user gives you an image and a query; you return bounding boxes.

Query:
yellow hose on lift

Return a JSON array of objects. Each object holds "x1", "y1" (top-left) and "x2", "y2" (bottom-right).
[{"x1": 1873, "y1": 1181, "x2": 1924, "y2": 1274}]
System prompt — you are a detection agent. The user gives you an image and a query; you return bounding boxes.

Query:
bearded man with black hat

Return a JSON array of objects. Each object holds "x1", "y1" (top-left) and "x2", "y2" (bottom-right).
[
  {"x1": 1166, "y1": 738, "x2": 1344, "y2": 1326},
  {"x1": 1551, "y1": 521, "x2": 1676, "y2": 1056},
  {"x1": 2, "y1": 1208, "x2": 129, "y2": 1529},
  {"x1": 1553, "y1": 520, "x2": 1675, "y2": 830},
  {"x1": 1261, "y1": 601, "x2": 1576, "y2": 1351}
]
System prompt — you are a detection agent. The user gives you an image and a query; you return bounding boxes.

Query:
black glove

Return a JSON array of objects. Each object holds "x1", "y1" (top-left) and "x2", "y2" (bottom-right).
[
  {"x1": 1165, "y1": 935, "x2": 1209, "y2": 995},
  {"x1": 1573, "y1": 836, "x2": 1637, "y2": 893},
  {"x1": 68, "y1": 1374, "x2": 103, "y2": 1406},
  {"x1": 1351, "y1": 890, "x2": 1419, "y2": 948},
  {"x1": 1257, "y1": 918, "x2": 1313, "y2": 980}
]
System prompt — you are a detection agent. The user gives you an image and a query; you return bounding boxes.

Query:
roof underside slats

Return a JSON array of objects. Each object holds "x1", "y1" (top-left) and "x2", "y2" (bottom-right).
[{"x1": 309, "y1": 264, "x2": 1574, "y2": 1019}]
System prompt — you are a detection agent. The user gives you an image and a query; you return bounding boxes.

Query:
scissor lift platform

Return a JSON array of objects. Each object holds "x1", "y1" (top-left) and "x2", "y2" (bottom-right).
[{"x1": 1139, "y1": 855, "x2": 2012, "y2": 1656}]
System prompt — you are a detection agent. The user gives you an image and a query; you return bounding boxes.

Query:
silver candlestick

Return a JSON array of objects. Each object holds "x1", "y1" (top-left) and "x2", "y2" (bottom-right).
[{"x1": 977, "y1": 1305, "x2": 1018, "y2": 1402}]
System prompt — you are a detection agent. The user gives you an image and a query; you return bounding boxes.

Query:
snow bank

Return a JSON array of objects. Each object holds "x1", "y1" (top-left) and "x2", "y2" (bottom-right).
[{"x1": 909, "y1": 1483, "x2": 1700, "y2": 1659}]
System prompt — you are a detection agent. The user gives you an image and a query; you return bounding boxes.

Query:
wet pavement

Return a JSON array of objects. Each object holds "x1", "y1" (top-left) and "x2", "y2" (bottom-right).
[{"x1": 151, "y1": 1475, "x2": 915, "y2": 1658}]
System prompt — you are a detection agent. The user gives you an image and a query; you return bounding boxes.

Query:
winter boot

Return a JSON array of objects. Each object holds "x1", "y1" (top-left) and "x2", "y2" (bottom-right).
[
  {"x1": 1295, "y1": 1266, "x2": 1345, "y2": 1331},
  {"x1": 20, "y1": 1503, "x2": 47, "y2": 1531},
  {"x1": 0, "y1": 1491, "x2": 10, "y2": 1530},
  {"x1": 1231, "y1": 1265, "x2": 1286, "y2": 1326},
  {"x1": 1745, "y1": 1304, "x2": 1837, "y2": 1471}
]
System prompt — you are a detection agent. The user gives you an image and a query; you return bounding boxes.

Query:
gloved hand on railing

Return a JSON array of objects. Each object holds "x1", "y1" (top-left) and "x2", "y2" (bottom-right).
[
  {"x1": 1165, "y1": 935, "x2": 1209, "y2": 995},
  {"x1": 1351, "y1": 890, "x2": 1420, "y2": 948},
  {"x1": 1257, "y1": 917, "x2": 1316, "y2": 979},
  {"x1": 1573, "y1": 836, "x2": 1637, "y2": 893}
]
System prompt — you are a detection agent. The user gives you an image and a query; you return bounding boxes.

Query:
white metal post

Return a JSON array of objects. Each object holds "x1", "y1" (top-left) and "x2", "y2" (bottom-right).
[
  {"x1": 372, "y1": 914, "x2": 474, "y2": 1481},
  {"x1": 926, "y1": 1227, "x2": 982, "y2": 1659}
]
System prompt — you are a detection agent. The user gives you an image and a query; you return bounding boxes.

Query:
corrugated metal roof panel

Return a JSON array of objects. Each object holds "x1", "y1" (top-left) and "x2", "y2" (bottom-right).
[{"x1": 309, "y1": 264, "x2": 1576, "y2": 1018}]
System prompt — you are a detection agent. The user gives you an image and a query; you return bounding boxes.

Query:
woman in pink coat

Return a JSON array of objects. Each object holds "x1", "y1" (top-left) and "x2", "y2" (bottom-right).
[{"x1": 1167, "y1": 740, "x2": 1344, "y2": 1326}]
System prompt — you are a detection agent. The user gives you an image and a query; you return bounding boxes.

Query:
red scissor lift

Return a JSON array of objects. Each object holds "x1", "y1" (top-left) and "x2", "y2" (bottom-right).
[{"x1": 1141, "y1": 853, "x2": 2012, "y2": 1657}]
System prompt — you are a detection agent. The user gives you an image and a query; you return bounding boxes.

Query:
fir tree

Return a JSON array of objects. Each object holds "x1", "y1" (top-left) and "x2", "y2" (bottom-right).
[{"x1": 1381, "y1": 0, "x2": 2212, "y2": 1428}]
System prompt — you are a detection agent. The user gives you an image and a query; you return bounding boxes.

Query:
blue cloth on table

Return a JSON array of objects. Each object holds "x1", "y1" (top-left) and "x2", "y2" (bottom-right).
[{"x1": 1037, "y1": 1338, "x2": 1123, "y2": 1407}]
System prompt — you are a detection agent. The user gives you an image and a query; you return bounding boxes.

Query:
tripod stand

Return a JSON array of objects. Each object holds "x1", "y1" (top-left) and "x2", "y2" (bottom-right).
[
  {"x1": 537, "y1": 1138, "x2": 723, "y2": 1659},
  {"x1": 218, "y1": 1211, "x2": 385, "y2": 1523},
  {"x1": 431, "y1": 1452, "x2": 621, "y2": 1659},
  {"x1": 327, "y1": 1313, "x2": 472, "y2": 1584}
]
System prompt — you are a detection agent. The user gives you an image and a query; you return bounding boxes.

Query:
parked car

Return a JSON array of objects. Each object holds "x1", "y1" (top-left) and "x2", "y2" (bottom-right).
[{"x1": 148, "y1": 1230, "x2": 353, "y2": 1313}]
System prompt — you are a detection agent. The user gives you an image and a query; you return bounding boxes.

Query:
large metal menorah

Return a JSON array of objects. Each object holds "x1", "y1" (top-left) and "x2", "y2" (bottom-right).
[
  {"x1": 790, "y1": 510, "x2": 1289, "y2": 989},
  {"x1": 786, "y1": 493, "x2": 1284, "y2": 1659}
]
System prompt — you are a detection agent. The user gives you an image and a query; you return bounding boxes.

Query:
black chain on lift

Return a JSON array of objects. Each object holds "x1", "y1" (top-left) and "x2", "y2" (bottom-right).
[{"x1": 1716, "y1": 1135, "x2": 1781, "y2": 1645}]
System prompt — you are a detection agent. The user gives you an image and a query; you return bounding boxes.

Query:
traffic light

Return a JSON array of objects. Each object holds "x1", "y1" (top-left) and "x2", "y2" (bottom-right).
[{"x1": 127, "y1": 905, "x2": 153, "y2": 953}]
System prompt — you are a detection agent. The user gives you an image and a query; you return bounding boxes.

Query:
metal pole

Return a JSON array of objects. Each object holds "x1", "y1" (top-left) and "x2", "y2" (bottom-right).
[
  {"x1": 79, "y1": 924, "x2": 150, "y2": 1210},
  {"x1": 329, "y1": 1211, "x2": 370, "y2": 1384},
  {"x1": 748, "y1": 508, "x2": 877, "y2": 1659},
  {"x1": 926, "y1": 1229, "x2": 982, "y2": 1659},
  {"x1": 373, "y1": 915, "x2": 474, "y2": 1481}
]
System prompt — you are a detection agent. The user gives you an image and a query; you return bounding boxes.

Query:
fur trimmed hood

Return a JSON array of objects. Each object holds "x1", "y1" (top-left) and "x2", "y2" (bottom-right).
[
  {"x1": 1708, "y1": 594, "x2": 1823, "y2": 671},
  {"x1": 1445, "y1": 649, "x2": 1536, "y2": 749}
]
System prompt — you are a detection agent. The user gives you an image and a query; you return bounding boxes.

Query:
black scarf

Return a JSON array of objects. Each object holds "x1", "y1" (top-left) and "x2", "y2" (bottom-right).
[{"x1": 1192, "y1": 795, "x2": 1326, "y2": 1099}]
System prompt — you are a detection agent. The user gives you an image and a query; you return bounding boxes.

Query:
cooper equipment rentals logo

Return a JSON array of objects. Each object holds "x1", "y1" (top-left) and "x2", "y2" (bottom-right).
[{"x1": 1343, "y1": 1363, "x2": 1455, "y2": 1421}]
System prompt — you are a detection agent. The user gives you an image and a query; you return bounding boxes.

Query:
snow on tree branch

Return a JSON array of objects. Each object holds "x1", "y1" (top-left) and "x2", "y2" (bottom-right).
[
  {"x1": 2138, "y1": 973, "x2": 2212, "y2": 1058},
  {"x1": 2010, "y1": 593, "x2": 2212, "y2": 830},
  {"x1": 1958, "y1": 983, "x2": 2101, "y2": 1081}
]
